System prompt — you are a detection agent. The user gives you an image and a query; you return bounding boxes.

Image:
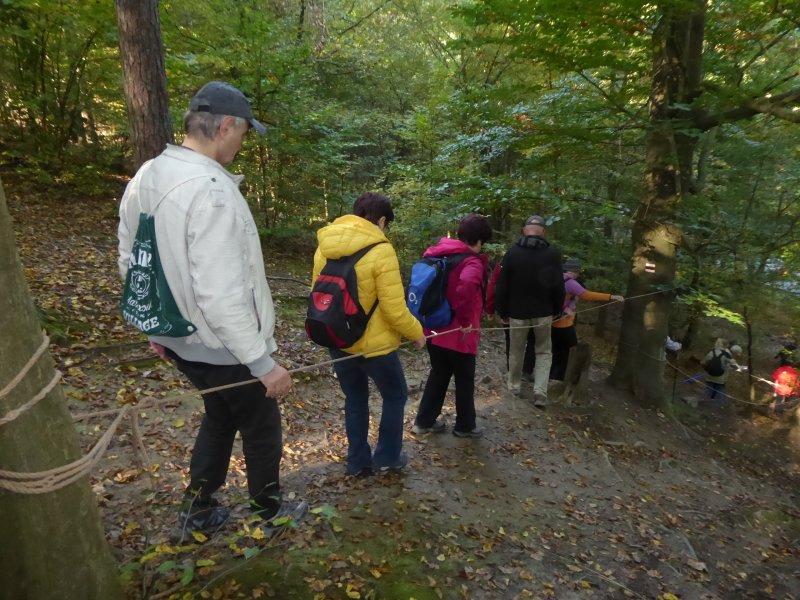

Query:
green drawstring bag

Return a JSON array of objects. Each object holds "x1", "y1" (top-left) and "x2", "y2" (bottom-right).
[{"x1": 120, "y1": 212, "x2": 197, "y2": 337}]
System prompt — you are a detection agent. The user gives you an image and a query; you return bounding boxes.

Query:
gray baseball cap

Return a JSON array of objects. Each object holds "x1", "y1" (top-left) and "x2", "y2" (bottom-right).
[
  {"x1": 525, "y1": 215, "x2": 547, "y2": 227},
  {"x1": 563, "y1": 257, "x2": 582, "y2": 272},
  {"x1": 189, "y1": 81, "x2": 266, "y2": 135}
]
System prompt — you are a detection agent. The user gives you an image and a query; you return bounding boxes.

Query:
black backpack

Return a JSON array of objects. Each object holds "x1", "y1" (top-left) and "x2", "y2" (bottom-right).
[
  {"x1": 704, "y1": 350, "x2": 730, "y2": 377},
  {"x1": 305, "y1": 242, "x2": 385, "y2": 349}
]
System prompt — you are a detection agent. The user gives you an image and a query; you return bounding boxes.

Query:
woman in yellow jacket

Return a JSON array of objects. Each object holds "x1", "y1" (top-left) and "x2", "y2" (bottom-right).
[
  {"x1": 312, "y1": 192, "x2": 424, "y2": 476},
  {"x1": 550, "y1": 258, "x2": 624, "y2": 381}
]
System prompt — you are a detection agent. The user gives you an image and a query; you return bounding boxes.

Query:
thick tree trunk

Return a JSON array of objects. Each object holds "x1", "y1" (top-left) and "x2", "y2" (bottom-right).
[
  {"x1": 116, "y1": 0, "x2": 172, "y2": 170},
  {"x1": 609, "y1": 2, "x2": 706, "y2": 410},
  {"x1": 0, "y1": 178, "x2": 123, "y2": 599}
]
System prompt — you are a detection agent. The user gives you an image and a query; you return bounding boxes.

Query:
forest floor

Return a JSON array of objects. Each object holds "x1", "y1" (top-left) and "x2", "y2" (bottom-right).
[{"x1": 7, "y1": 189, "x2": 800, "y2": 600}]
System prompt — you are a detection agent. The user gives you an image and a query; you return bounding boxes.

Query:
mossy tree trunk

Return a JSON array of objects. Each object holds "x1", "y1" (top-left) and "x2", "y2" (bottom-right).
[
  {"x1": 609, "y1": 2, "x2": 706, "y2": 410},
  {"x1": 0, "y1": 178, "x2": 123, "y2": 599}
]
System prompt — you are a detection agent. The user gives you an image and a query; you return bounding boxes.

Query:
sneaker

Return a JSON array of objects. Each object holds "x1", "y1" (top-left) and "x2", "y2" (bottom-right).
[
  {"x1": 346, "y1": 466, "x2": 373, "y2": 478},
  {"x1": 411, "y1": 419, "x2": 446, "y2": 434},
  {"x1": 251, "y1": 499, "x2": 310, "y2": 539},
  {"x1": 509, "y1": 387, "x2": 522, "y2": 397},
  {"x1": 172, "y1": 497, "x2": 230, "y2": 542},
  {"x1": 376, "y1": 451, "x2": 409, "y2": 473},
  {"x1": 453, "y1": 427, "x2": 483, "y2": 438},
  {"x1": 532, "y1": 393, "x2": 547, "y2": 409},
  {"x1": 261, "y1": 498, "x2": 310, "y2": 527}
]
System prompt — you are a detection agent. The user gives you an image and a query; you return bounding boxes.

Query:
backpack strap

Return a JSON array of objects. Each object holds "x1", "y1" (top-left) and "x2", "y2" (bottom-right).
[
  {"x1": 444, "y1": 253, "x2": 486, "y2": 303},
  {"x1": 345, "y1": 241, "x2": 386, "y2": 264}
]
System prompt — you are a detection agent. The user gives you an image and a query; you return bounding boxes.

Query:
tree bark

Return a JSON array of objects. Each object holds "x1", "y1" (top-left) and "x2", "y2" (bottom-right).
[
  {"x1": 0, "y1": 178, "x2": 123, "y2": 599},
  {"x1": 116, "y1": 0, "x2": 173, "y2": 171},
  {"x1": 609, "y1": 2, "x2": 707, "y2": 410}
]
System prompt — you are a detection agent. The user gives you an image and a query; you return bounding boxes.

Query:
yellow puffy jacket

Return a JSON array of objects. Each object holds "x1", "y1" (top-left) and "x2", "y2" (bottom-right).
[{"x1": 312, "y1": 215, "x2": 423, "y2": 357}]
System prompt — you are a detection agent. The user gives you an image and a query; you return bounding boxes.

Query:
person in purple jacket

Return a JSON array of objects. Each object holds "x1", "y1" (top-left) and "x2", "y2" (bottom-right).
[{"x1": 411, "y1": 215, "x2": 492, "y2": 438}]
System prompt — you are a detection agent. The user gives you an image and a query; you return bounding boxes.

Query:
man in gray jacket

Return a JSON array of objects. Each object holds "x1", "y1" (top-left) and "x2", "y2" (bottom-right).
[{"x1": 118, "y1": 82, "x2": 304, "y2": 539}]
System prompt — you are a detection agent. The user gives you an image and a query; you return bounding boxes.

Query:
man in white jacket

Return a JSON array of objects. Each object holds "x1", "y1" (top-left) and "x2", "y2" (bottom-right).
[{"x1": 118, "y1": 82, "x2": 303, "y2": 539}]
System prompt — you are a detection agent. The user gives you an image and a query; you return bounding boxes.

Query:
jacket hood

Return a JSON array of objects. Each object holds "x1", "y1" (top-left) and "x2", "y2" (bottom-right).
[
  {"x1": 316, "y1": 214, "x2": 389, "y2": 260},
  {"x1": 423, "y1": 237, "x2": 477, "y2": 258},
  {"x1": 516, "y1": 235, "x2": 550, "y2": 249}
]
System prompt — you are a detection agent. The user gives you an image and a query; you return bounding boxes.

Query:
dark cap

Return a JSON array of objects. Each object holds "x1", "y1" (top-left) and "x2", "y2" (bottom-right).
[
  {"x1": 189, "y1": 81, "x2": 266, "y2": 135},
  {"x1": 563, "y1": 257, "x2": 582, "y2": 272},
  {"x1": 525, "y1": 215, "x2": 546, "y2": 227}
]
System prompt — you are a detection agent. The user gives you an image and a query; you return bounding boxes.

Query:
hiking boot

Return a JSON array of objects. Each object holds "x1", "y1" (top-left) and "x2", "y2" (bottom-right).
[
  {"x1": 532, "y1": 393, "x2": 547, "y2": 409},
  {"x1": 453, "y1": 427, "x2": 484, "y2": 438},
  {"x1": 172, "y1": 497, "x2": 230, "y2": 543},
  {"x1": 411, "y1": 419, "x2": 446, "y2": 434},
  {"x1": 376, "y1": 451, "x2": 409, "y2": 474}
]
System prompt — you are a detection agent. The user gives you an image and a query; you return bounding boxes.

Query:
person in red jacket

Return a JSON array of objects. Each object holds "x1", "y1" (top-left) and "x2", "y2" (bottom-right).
[
  {"x1": 411, "y1": 215, "x2": 492, "y2": 438},
  {"x1": 771, "y1": 363, "x2": 799, "y2": 414}
]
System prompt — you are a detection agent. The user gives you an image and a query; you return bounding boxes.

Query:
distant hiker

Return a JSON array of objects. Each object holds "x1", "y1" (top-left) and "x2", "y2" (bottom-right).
[
  {"x1": 117, "y1": 81, "x2": 305, "y2": 540},
  {"x1": 771, "y1": 360, "x2": 799, "y2": 415},
  {"x1": 702, "y1": 338, "x2": 742, "y2": 407},
  {"x1": 549, "y1": 258, "x2": 624, "y2": 381},
  {"x1": 311, "y1": 192, "x2": 425, "y2": 476},
  {"x1": 485, "y1": 258, "x2": 536, "y2": 378},
  {"x1": 494, "y1": 215, "x2": 565, "y2": 407},
  {"x1": 411, "y1": 215, "x2": 492, "y2": 438},
  {"x1": 775, "y1": 341, "x2": 798, "y2": 367}
]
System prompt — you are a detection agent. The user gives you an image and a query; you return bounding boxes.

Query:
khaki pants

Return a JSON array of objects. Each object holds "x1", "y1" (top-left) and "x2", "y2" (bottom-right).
[{"x1": 508, "y1": 316, "x2": 552, "y2": 397}]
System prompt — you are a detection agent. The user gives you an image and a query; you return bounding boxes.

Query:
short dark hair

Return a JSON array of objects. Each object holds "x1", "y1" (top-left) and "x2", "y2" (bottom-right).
[
  {"x1": 353, "y1": 192, "x2": 394, "y2": 225},
  {"x1": 457, "y1": 215, "x2": 492, "y2": 246}
]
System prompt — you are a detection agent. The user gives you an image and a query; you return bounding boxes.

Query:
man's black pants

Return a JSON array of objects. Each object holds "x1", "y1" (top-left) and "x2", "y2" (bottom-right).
[{"x1": 170, "y1": 352, "x2": 283, "y2": 518}]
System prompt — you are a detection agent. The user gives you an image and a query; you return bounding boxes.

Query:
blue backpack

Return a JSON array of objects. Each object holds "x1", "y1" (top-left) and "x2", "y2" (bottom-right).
[{"x1": 407, "y1": 254, "x2": 470, "y2": 329}]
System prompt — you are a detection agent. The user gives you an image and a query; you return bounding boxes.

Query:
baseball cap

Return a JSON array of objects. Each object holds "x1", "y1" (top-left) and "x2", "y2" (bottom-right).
[
  {"x1": 563, "y1": 257, "x2": 582, "y2": 272},
  {"x1": 525, "y1": 215, "x2": 546, "y2": 227},
  {"x1": 189, "y1": 81, "x2": 266, "y2": 135}
]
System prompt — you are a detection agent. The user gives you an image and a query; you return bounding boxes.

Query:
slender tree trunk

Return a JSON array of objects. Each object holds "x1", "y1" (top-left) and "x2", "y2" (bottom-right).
[
  {"x1": 0, "y1": 178, "x2": 123, "y2": 599},
  {"x1": 116, "y1": 0, "x2": 173, "y2": 170},
  {"x1": 610, "y1": 2, "x2": 707, "y2": 410}
]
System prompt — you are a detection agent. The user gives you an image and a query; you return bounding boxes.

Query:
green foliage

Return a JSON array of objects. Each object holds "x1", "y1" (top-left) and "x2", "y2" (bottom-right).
[
  {"x1": 2, "y1": 0, "x2": 797, "y2": 343},
  {"x1": 677, "y1": 291, "x2": 745, "y2": 326}
]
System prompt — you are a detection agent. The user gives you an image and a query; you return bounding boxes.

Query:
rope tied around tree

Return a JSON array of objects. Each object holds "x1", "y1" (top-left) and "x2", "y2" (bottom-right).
[{"x1": 0, "y1": 336, "x2": 60, "y2": 427}]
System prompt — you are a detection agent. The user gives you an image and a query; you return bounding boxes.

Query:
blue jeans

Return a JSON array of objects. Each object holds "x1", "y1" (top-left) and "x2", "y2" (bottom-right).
[
  {"x1": 705, "y1": 381, "x2": 727, "y2": 406},
  {"x1": 331, "y1": 350, "x2": 408, "y2": 473}
]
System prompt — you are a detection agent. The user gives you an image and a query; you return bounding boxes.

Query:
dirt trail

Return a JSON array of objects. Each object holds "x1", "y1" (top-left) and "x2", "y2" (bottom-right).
[{"x1": 7, "y1": 192, "x2": 800, "y2": 599}]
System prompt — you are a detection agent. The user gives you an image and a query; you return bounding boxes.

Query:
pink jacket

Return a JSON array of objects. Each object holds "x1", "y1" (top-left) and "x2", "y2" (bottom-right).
[{"x1": 422, "y1": 238, "x2": 488, "y2": 355}]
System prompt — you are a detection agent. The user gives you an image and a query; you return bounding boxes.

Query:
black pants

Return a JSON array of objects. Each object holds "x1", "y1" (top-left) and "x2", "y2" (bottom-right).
[
  {"x1": 503, "y1": 323, "x2": 536, "y2": 375},
  {"x1": 170, "y1": 351, "x2": 283, "y2": 518},
  {"x1": 415, "y1": 342, "x2": 477, "y2": 433},
  {"x1": 550, "y1": 325, "x2": 578, "y2": 381}
]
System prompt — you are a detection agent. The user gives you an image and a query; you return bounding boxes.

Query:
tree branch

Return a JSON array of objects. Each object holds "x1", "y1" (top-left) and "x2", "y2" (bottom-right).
[
  {"x1": 335, "y1": 0, "x2": 393, "y2": 37},
  {"x1": 692, "y1": 84, "x2": 800, "y2": 129}
]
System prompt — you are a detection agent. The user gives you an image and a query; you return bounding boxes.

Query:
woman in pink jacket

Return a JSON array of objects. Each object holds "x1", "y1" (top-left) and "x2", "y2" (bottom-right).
[{"x1": 411, "y1": 215, "x2": 492, "y2": 438}]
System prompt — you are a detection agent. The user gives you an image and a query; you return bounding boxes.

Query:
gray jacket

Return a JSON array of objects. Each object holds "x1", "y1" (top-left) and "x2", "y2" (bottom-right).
[{"x1": 118, "y1": 144, "x2": 277, "y2": 376}]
